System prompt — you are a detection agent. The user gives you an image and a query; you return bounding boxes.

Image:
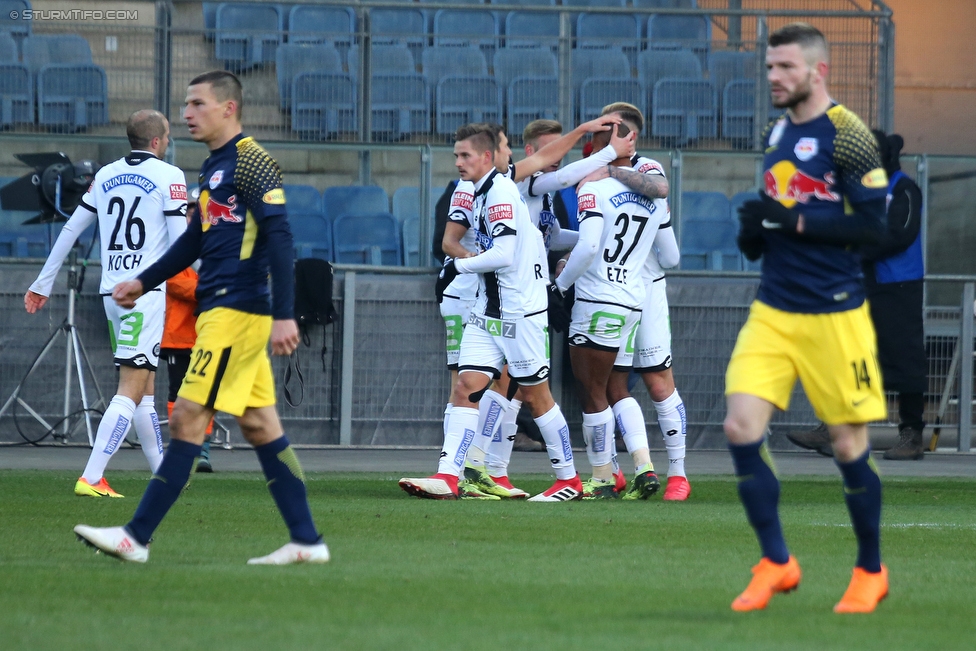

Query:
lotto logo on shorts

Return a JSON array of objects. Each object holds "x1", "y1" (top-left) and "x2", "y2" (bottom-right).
[
  {"x1": 169, "y1": 184, "x2": 187, "y2": 200},
  {"x1": 578, "y1": 193, "x2": 596, "y2": 211},
  {"x1": 451, "y1": 192, "x2": 473, "y2": 210},
  {"x1": 487, "y1": 203, "x2": 513, "y2": 223}
]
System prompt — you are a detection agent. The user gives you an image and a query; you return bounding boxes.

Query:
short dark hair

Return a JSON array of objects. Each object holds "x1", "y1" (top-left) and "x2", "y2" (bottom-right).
[
  {"x1": 600, "y1": 102, "x2": 644, "y2": 134},
  {"x1": 455, "y1": 123, "x2": 498, "y2": 154},
  {"x1": 189, "y1": 70, "x2": 244, "y2": 119},
  {"x1": 523, "y1": 119, "x2": 562, "y2": 148},
  {"x1": 769, "y1": 22, "x2": 829, "y2": 62},
  {"x1": 126, "y1": 109, "x2": 167, "y2": 150}
]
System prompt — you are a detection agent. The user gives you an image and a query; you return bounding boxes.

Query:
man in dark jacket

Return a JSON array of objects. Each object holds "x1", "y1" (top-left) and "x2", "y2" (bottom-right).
[{"x1": 788, "y1": 131, "x2": 927, "y2": 460}]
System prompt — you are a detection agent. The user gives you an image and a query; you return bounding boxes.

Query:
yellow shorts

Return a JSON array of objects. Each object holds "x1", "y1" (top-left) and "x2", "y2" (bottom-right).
[
  {"x1": 725, "y1": 300, "x2": 886, "y2": 425},
  {"x1": 177, "y1": 307, "x2": 275, "y2": 416}
]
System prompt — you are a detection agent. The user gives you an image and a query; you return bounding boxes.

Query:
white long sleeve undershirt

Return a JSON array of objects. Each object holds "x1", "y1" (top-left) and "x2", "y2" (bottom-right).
[
  {"x1": 528, "y1": 145, "x2": 617, "y2": 196},
  {"x1": 29, "y1": 204, "x2": 97, "y2": 297},
  {"x1": 454, "y1": 232, "x2": 516, "y2": 274},
  {"x1": 555, "y1": 215, "x2": 603, "y2": 293}
]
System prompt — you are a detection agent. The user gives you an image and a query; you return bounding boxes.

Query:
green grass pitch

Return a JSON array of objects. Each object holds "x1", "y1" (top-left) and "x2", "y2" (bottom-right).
[{"x1": 1, "y1": 470, "x2": 974, "y2": 651}]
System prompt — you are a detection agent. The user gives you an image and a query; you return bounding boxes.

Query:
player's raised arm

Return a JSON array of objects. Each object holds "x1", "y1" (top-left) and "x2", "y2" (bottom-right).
[
  {"x1": 511, "y1": 115, "x2": 622, "y2": 182},
  {"x1": 529, "y1": 124, "x2": 637, "y2": 195}
]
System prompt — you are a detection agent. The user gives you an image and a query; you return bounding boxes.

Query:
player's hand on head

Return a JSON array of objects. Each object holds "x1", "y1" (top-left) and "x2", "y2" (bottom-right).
[
  {"x1": 434, "y1": 258, "x2": 459, "y2": 304},
  {"x1": 582, "y1": 114, "x2": 621, "y2": 133},
  {"x1": 609, "y1": 125, "x2": 637, "y2": 159},
  {"x1": 24, "y1": 290, "x2": 47, "y2": 314},
  {"x1": 271, "y1": 319, "x2": 300, "y2": 356},
  {"x1": 111, "y1": 280, "x2": 144, "y2": 308}
]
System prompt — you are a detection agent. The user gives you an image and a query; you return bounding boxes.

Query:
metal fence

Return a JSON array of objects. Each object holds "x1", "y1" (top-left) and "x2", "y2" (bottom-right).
[
  {"x1": 0, "y1": 0, "x2": 893, "y2": 147},
  {"x1": 2, "y1": 261, "x2": 974, "y2": 452}
]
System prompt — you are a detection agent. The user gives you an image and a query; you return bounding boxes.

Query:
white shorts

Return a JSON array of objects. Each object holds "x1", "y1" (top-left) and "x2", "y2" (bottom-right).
[
  {"x1": 458, "y1": 311, "x2": 550, "y2": 385},
  {"x1": 568, "y1": 298, "x2": 641, "y2": 368},
  {"x1": 634, "y1": 277, "x2": 673, "y2": 373},
  {"x1": 440, "y1": 294, "x2": 477, "y2": 369},
  {"x1": 103, "y1": 289, "x2": 165, "y2": 371}
]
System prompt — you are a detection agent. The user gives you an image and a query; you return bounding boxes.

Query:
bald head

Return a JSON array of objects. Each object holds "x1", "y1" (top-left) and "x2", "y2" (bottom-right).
[{"x1": 126, "y1": 110, "x2": 169, "y2": 154}]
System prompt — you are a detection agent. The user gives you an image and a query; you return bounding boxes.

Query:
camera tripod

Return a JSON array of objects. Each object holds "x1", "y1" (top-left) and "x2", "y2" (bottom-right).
[{"x1": 0, "y1": 248, "x2": 106, "y2": 445}]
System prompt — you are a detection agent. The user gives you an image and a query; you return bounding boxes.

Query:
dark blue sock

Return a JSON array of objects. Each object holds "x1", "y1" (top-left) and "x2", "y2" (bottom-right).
[
  {"x1": 255, "y1": 436, "x2": 320, "y2": 545},
  {"x1": 126, "y1": 439, "x2": 201, "y2": 546},
  {"x1": 836, "y1": 449, "x2": 883, "y2": 572},
  {"x1": 729, "y1": 440, "x2": 789, "y2": 564}
]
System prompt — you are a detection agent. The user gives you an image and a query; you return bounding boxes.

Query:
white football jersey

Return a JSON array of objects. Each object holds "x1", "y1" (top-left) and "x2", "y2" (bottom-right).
[
  {"x1": 469, "y1": 169, "x2": 548, "y2": 319},
  {"x1": 575, "y1": 172, "x2": 667, "y2": 308},
  {"x1": 630, "y1": 154, "x2": 672, "y2": 282},
  {"x1": 81, "y1": 153, "x2": 187, "y2": 292},
  {"x1": 444, "y1": 180, "x2": 480, "y2": 299}
]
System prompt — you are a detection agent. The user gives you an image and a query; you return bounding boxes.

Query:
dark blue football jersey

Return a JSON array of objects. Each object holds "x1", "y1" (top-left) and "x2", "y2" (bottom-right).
[{"x1": 757, "y1": 104, "x2": 888, "y2": 313}]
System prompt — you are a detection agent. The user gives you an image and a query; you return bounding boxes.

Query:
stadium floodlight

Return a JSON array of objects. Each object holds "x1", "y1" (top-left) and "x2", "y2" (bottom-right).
[{"x1": 0, "y1": 153, "x2": 106, "y2": 446}]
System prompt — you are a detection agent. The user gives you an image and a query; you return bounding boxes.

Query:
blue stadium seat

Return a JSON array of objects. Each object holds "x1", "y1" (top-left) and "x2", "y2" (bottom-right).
[
  {"x1": 647, "y1": 14, "x2": 710, "y2": 66},
  {"x1": 507, "y1": 76, "x2": 559, "y2": 140},
  {"x1": 722, "y1": 78, "x2": 756, "y2": 143},
  {"x1": 422, "y1": 46, "x2": 487, "y2": 86},
  {"x1": 370, "y1": 7, "x2": 426, "y2": 53},
  {"x1": 215, "y1": 3, "x2": 283, "y2": 71},
  {"x1": 730, "y1": 190, "x2": 757, "y2": 221},
  {"x1": 283, "y1": 184, "x2": 323, "y2": 217},
  {"x1": 709, "y1": 50, "x2": 756, "y2": 98},
  {"x1": 504, "y1": 12, "x2": 559, "y2": 50},
  {"x1": 634, "y1": 0, "x2": 696, "y2": 8},
  {"x1": 322, "y1": 185, "x2": 391, "y2": 222},
  {"x1": 684, "y1": 191, "x2": 730, "y2": 221},
  {"x1": 347, "y1": 44, "x2": 416, "y2": 79},
  {"x1": 680, "y1": 217, "x2": 740, "y2": 271},
  {"x1": 371, "y1": 73, "x2": 430, "y2": 139},
  {"x1": 202, "y1": 2, "x2": 218, "y2": 40},
  {"x1": 652, "y1": 78, "x2": 717, "y2": 144},
  {"x1": 290, "y1": 72, "x2": 356, "y2": 139},
  {"x1": 0, "y1": 1, "x2": 31, "y2": 43},
  {"x1": 435, "y1": 75, "x2": 502, "y2": 136},
  {"x1": 401, "y1": 216, "x2": 424, "y2": 267},
  {"x1": 571, "y1": 47, "x2": 630, "y2": 92},
  {"x1": 637, "y1": 48, "x2": 702, "y2": 90},
  {"x1": 494, "y1": 0, "x2": 554, "y2": 5},
  {"x1": 293, "y1": 214, "x2": 333, "y2": 262},
  {"x1": 392, "y1": 187, "x2": 420, "y2": 222},
  {"x1": 0, "y1": 64, "x2": 33, "y2": 127},
  {"x1": 419, "y1": 0, "x2": 484, "y2": 4},
  {"x1": 580, "y1": 79, "x2": 644, "y2": 122},
  {"x1": 562, "y1": 0, "x2": 625, "y2": 7},
  {"x1": 493, "y1": 48, "x2": 556, "y2": 88},
  {"x1": 23, "y1": 34, "x2": 92, "y2": 74},
  {"x1": 333, "y1": 213, "x2": 402, "y2": 266},
  {"x1": 577, "y1": 12, "x2": 642, "y2": 60},
  {"x1": 0, "y1": 30, "x2": 18, "y2": 62},
  {"x1": 37, "y1": 64, "x2": 108, "y2": 132},
  {"x1": 276, "y1": 43, "x2": 342, "y2": 110},
  {"x1": 287, "y1": 5, "x2": 355, "y2": 49},
  {"x1": 433, "y1": 9, "x2": 498, "y2": 51}
]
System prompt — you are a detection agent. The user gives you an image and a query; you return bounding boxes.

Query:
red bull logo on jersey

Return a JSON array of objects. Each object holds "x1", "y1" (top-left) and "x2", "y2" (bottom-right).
[
  {"x1": 201, "y1": 194, "x2": 242, "y2": 226},
  {"x1": 763, "y1": 160, "x2": 840, "y2": 208}
]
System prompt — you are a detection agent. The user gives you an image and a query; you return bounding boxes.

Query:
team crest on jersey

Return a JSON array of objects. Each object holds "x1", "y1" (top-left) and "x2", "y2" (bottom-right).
[
  {"x1": 451, "y1": 191, "x2": 473, "y2": 210},
  {"x1": 169, "y1": 183, "x2": 187, "y2": 200},
  {"x1": 487, "y1": 203, "x2": 513, "y2": 223},
  {"x1": 578, "y1": 193, "x2": 596, "y2": 211},
  {"x1": 208, "y1": 170, "x2": 223, "y2": 189},
  {"x1": 794, "y1": 138, "x2": 818, "y2": 161}
]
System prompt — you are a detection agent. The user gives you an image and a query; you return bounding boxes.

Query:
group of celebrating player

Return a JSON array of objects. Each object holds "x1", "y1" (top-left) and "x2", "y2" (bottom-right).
[
  {"x1": 398, "y1": 105, "x2": 691, "y2": 504},
  {"x1": 26, "y1": 20, "x2": 889, "y2": 615}
]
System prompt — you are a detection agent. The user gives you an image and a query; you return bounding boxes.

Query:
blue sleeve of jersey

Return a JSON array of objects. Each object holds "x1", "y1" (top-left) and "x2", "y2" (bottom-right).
[
  {"x1": 137, "y1": 216, "x2": 202, "y2": 292},
  {"x1": 262, "y1": 214, "x2": 296, "y2": 320}
]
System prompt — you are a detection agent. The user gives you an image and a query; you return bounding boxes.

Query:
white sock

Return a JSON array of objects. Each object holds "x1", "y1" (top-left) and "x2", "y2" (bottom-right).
[
  {"x1": 443, "y1": 403, "x2": 453, "y2": 441},
  {"x1": 486, "y1": 398, "x2": 520, "y2": 477},
  {"x1": 436, "y1": 406, "x2": 478, "y2": 477},
  {"x1": 82, "y1": 395, "x2": 136, "y2": 484},
  {"x1": 132, "y1": 396, "x2": 164, "y2": 473},
  {"x1": 614, "y1": 397, "x2": 652, "y2": 472},
  {"x1": 534, "y1": 404, "x2": 576, "y2": 480},
  {"x1": 474, "y1": 390, "x2": 508, "y2": 466},
  {"x1": 655, "y1": 389, "x2": 687, "y2": 478},
  {"x1": 582, "y1": 408, "x2": 614, "y2": 470}
]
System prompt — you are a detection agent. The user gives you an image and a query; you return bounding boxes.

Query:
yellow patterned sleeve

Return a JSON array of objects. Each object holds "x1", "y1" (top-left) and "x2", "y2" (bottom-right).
[
  {"x1": 827, "y1": 105, "x2": 888, "y2": 203},
  {"x1": 234, "y1": 136, "x2": 286, "y2": 219}
]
